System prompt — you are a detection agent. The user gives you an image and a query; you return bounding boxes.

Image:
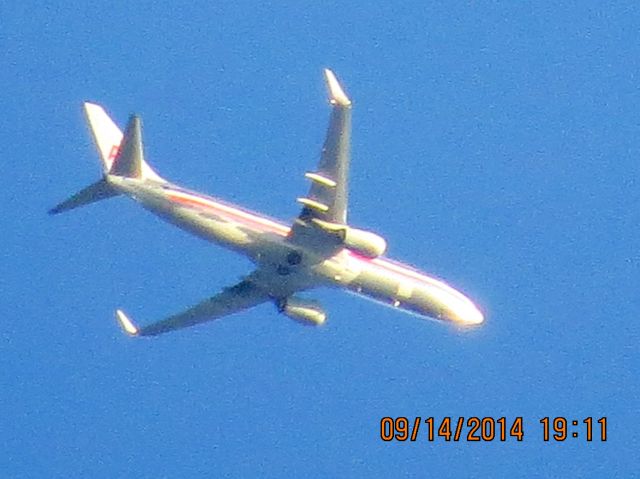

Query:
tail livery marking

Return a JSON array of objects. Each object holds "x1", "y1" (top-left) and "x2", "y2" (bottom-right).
[
  {"x1": 108, "y1": 145, "x2": 121, "y2": 162},
  {"x1": 84, "y1": 102, "x2": 124, "y2": 173}
]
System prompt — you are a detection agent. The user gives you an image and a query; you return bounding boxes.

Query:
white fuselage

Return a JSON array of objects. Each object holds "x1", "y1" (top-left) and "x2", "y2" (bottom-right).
[{"x1": 111, "y1": 176, "x2": 484, "y2": 326}]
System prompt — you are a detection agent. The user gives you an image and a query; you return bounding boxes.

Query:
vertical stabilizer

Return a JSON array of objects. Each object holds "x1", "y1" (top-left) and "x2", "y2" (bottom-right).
[
  {"x1": 110, "y1": 114, "x2": 164, "y2": 181},
  {"x1": 84, "y1": 102, "x2": 123, "y2": 173},
  {"x1": 84, "y1": 102, "x2": 164, "y2": 181},
  {"x1": 110, "y1": 115, "x2": 144, "y2": 178},
  {"x1": 49, "y1": 102, "x2": 165, "y2": 215}
]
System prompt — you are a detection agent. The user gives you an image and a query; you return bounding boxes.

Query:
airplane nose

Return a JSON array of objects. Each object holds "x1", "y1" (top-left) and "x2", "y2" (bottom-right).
[
  {"x1": 461, "y1": 305, "x2": 485, "y2": 325},
  {"x1": 399, "y1": 271, "x2": 485, "y2": 327},
  {"x1": 448, "y1": 299, "x2": 484, "y2": 326},
  {"x1": 430, "y1": 287, "x2": 484, "y2": 326}
]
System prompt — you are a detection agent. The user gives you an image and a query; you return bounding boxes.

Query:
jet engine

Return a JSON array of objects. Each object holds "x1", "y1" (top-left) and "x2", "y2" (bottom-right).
[
  {"x1": 278, "y1": 297, "x2": 327, "y2": 326},
  {"x1": 343, "y1": 228, "x2": 387, "y2": 258}
]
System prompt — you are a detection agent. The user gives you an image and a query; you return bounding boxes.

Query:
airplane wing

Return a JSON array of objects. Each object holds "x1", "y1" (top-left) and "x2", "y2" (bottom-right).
[
  {"x1": 115, "y1": 279, "x2": 271, "y2": 337},
  {"x1": 290, "y1": 69, "x2": 352, "y2": 248}
]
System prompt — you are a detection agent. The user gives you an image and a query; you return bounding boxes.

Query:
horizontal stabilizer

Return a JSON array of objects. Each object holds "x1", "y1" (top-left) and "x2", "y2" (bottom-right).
[{"x1": 48, "y1": 179, "x2": 118, "y2": 215}]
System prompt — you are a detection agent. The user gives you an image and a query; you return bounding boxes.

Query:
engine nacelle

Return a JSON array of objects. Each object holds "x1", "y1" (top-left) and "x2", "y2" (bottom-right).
[
  {"x1": 279, "y1": 297, "x2": 327, "y2": 326},
  {"x1": 343, "y1": 228, "x2": 387, "y2": 258}
]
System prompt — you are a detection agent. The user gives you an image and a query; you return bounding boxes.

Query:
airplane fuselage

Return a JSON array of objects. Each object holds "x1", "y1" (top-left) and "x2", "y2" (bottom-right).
[{"x1": 110, "y1": 175, "x2": 484, "y2": 326}]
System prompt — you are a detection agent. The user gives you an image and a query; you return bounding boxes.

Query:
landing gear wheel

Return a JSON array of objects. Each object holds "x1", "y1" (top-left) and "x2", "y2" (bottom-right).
[
  {"x1": 277, "y1": 265, "x2": 290, "y2": 276},
  {"x1": 286, "y1": 251, "x2": 302, "y2": 266}
]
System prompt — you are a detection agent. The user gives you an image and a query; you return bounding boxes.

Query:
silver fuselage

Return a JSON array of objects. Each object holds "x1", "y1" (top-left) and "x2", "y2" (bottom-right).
[{"x1": 110, "y1": 176, "x2": 484, "y2": 326}]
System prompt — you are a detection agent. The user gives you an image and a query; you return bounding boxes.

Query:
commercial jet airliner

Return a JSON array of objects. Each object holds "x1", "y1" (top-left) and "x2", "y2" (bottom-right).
[{"x1": 50, "y1": 70, "x2": 484, "y2": 336}]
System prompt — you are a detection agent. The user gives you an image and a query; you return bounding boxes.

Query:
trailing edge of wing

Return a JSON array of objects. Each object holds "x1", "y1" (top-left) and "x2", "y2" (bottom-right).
[{"x1": 115, "y1": 279, "x2": 271, "y2": 337}]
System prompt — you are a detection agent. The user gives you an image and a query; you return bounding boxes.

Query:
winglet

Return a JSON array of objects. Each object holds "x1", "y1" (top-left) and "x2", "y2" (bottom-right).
[
  {"x1": 323, "y1": 69, "x2": 351, "y2": 107},
  {"x1": 115, "y1": 309, "x2": 139, "y2": 336}
]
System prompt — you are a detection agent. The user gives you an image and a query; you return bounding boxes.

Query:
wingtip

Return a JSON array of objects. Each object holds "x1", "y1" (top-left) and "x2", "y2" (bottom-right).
[
  {"x1": 83, "y1": 101, "x2": 102, "y2": 114},
  {"x1": 323, "y1": 68, "x2": 351, "y2": 107},
  {"x1": 115, "y1": 309, "x2": 139, "y2": 336}
]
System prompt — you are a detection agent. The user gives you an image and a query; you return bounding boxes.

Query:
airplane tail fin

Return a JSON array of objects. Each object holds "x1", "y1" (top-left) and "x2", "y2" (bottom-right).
[
  {"x1": 49, "y1": 103, "x2": 164, "y2": 215},
  {"x1": 84, "y1": 102, "x2": 164, "y2": 181},
  {"x1": 84, "y1": 102, "x2": 123, "y2": 174}
]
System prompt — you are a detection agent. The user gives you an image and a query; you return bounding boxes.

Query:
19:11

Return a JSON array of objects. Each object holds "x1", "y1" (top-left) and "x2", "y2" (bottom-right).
[{"x1": 540, "y1": 417, "x2": 607, "y2": 441}]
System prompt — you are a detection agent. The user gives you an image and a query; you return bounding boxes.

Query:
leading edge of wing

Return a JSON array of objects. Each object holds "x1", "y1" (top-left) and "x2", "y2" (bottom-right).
[{"x1": 115, "y1": 279, "x2": 271, "y2": 337}]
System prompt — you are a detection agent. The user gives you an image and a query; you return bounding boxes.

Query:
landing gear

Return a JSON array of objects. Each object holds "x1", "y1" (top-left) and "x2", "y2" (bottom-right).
[
  {"x1": 276, "y1": 250, "x2": 302, "y2": 275},
  {"x1": 287, "y1": 251, "x2": 302, "y2": 265},
  {"x1": 276, "y1": 298, "x2": 287, "y2": 312},
  {"x1": 277, "y1": 265, "x2": 290, "y2": 276}
]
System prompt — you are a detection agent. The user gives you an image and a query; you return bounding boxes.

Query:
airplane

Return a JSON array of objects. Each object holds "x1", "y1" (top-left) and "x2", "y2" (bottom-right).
[{"x1": 50, "y1": 69, "x2": 484, "y2": 337}]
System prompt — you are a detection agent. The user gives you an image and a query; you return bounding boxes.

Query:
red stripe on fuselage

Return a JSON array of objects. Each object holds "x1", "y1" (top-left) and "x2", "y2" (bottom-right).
[
  {"x1": 166, "y1": 191, "x2": 290, "y2": 236},
  {"x1": 346, "y1": 251, "x2": 469, "y2": 301},
  {"x1": 166, "y1": 189, "x2": 466, "y2": 300}
]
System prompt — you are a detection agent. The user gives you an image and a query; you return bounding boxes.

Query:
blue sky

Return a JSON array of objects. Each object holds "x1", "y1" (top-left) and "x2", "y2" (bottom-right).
[{"x1": 4, "y1": 2, "x2": 638, "y2": 477}]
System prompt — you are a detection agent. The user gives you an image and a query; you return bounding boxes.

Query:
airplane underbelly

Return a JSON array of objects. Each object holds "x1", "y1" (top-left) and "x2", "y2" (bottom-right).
[
  {"x1": 341, "y1": 257, "x2": 482, "y2": 325},
  {"x1": 141, "y1": 200, "x2": 257, "y2": 255},
  {"x1": 352, "y1": 273, "x2": 449, "y2": 320}
]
